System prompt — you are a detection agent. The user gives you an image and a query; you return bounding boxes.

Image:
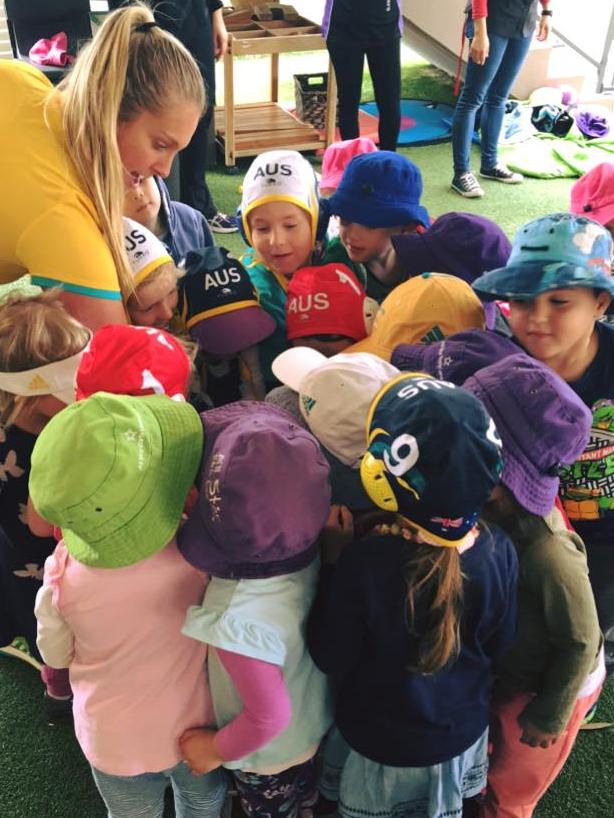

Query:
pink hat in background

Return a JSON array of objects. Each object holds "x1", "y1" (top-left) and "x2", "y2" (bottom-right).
[
  {"x1": 320, "y1": 137, "x2": 378, "y2": 191},
  {"x1": 570, "y1": 162, "x2": 614, "y2": 227}
]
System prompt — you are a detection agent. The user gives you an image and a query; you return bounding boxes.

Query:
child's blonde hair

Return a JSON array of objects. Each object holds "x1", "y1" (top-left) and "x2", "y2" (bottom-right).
[
  {"x1": 403, "y1": 537, "x2": 464, "y2": 675},
  {"x1": 0, "y1": 289, "x2": 90, "y2": 426},
  {"x1": 52, "y1": 2, "x2": 205, "y2": 300}
]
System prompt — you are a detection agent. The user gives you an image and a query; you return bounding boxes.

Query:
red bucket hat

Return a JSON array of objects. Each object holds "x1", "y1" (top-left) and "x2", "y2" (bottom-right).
[{"x1": 570, "y1": 162, "x2": 614, "y2": 228}]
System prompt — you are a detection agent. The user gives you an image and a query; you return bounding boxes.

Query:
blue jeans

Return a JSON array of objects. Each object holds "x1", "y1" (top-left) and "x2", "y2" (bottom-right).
[
  {"x1": 91, "y1": 762, "x2": 227, "y2": 818},
  {"x1": 452, "y1": 30, "x2": 532, "y2": 174}
]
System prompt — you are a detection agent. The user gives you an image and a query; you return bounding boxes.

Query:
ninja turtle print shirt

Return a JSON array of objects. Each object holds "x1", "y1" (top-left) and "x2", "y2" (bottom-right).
[{"x1": 560, "y1": 320, "x2": 614, "y2": 547}]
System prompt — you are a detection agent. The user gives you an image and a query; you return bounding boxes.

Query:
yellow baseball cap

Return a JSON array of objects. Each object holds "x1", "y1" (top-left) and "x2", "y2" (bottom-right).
[{"x1": 347, "y1": 273, "x2": 485, "y2": 361}]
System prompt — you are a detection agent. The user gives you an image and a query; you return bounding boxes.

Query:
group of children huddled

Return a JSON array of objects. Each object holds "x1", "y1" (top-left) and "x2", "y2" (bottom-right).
[{"x1": 1, "y1": 141, "x2": 614, "y2": 818}]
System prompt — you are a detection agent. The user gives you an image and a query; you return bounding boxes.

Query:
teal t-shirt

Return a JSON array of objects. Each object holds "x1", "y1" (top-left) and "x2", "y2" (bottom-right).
[
  {"x1": 241, "y1": 247, "x2": 289, "y2": 386},
  {"x1": 182, "y1": 559, "x2": 332, "y2": 774}
]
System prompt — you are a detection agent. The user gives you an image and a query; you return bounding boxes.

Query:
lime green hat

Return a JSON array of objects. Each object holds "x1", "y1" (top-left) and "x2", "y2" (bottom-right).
[{"x1": 29, "y1": 393, "x2": 204, "y2": 568}]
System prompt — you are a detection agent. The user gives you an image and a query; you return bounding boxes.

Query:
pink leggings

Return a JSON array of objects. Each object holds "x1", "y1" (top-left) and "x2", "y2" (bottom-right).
[
  {"x1": 41, "y1": 665, "x2": 71, "y2": 698},
  {"x1": 480, "y1": 685, "x2": 602, "y2": 818}
]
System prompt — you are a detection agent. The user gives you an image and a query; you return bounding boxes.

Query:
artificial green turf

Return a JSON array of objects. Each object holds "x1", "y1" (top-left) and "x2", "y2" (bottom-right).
[{"x1": 2, "y1": 654, "x2": 613, "y2": 817}]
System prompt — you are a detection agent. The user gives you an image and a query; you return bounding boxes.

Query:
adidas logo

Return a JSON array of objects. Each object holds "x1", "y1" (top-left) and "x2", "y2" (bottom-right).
[
  {"x1": 301, "y1": 394, "x2": 316, "y2": 415},
  {"x1": 420, "y1": 325, "x2": 445, "y2": 344},
  {"x1": 27, "y1": 374, "x2": 50, "y2": 391}
]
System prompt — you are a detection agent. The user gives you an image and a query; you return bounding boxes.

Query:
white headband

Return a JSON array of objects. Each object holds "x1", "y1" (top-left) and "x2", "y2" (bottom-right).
[{"x1": 0, "y1": 338, "x2": 91, "y2": 405}]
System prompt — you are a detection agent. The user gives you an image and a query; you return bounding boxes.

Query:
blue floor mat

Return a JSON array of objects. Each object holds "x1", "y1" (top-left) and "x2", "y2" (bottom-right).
[{"x1": 360, "y1": 99, "x2": 455, "y2": 146}]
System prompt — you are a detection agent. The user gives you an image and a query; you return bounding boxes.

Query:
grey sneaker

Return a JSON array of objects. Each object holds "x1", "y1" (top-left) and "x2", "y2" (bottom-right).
[
  {"x1": 480, "y1": 164, "x2": 523, "y2": 184},
  {"x1": 451, "y1": 172, "x2": 485, "y2": 198}
]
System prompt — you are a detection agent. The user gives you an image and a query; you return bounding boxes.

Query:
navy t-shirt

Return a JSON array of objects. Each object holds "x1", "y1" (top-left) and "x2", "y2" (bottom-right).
[
  {"x1": 328, "y1": 0, "x2": 400, "y2": 46},
  {"x1": 559, "y1": 321, "x2": 614, "y2": 547},
  {"x1": 308, "y1": 526, "x2": 518, "y2": 767}
]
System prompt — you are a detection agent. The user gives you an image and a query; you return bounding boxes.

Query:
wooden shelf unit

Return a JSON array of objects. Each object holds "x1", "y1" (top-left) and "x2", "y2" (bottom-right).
[{"x1": 216, "y1": 2, "x2": 337, "y2": 168}]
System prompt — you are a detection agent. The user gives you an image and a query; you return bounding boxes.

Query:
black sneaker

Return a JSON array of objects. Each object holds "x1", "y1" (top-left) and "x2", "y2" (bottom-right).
[
  {"x1": 451, "y1": 172, "x2": 484, "y2": 199},
  {"x1": 480, "y1": 164, "x2": 523, "y2": 184},
  {"x1": 44, "y1": 691, "x2": 73, "y2": 722}
]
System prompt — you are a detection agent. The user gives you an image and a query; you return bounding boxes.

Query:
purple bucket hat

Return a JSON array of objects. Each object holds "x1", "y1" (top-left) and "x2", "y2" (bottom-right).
[
  {"x1": 463, "y1": 354, "x2": 592, "y2": 516},
  {"x1": 391, "y1": 212, "x2": 512, "y2": 283},
  {"x1": 391, "y1": 329, "x2": 521, "y2": 384},
  {"x1": 178, "y1": 402, "x2": 331, "y2": 579}
]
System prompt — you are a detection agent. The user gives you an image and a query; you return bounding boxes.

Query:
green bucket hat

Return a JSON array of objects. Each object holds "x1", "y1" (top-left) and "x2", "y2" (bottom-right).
[{"x1": 29, "y1": 393, "x2": 204, "y2": 568}]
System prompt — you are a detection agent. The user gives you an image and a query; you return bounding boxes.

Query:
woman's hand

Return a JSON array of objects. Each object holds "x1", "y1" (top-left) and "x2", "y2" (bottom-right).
[
  {"x1": 536, "y1": 15, "x2": 552, "y2": 41},
  {"x1": 179, "y1": 727, "x2": 225, "y2": 775},
  {"x1": 321, "y1": 505, "x2": 354, "y2": 564},
  {"x1": 470, "y1": 18, "x2": 490, "y2": 65},
  {"x1": 211, "y1": 9, "x2": 229, "y2": 60}
]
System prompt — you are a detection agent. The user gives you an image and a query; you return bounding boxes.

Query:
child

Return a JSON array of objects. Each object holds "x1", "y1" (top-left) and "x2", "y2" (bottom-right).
[
  {"x1": 124, "y1": 175, "x2": 214, "y2": 263},
  {"x1": 308, "y1": 372, "x2": 518, "y2": 818},
  {"x1": 177, "y1": 246, "x2": 275, "y2": 403},
  {"x1": 31, "y1": 392, "x2": 227, "y2": 818},
  {"x1": 176, "y1": 402, "x2": 333, "y2": 818},
  {"x1": 570, "y1": 161, "x2": 614, "y2": 241},
  {"x1": 238, "y1": 150, "x2": 331, "y2": 385},
  {"x1": 123, "y1": 216, "x2": 182, "y2": 328},
  {"x1": 324, "y1": 151, "x2": 430, "y2": 302},
  {"x1": 320, "y1": 138, "x2": 378, "y2": 239},
  {"x1": 75, "y1": 324, "x2": 193, "y2": 401},
  {"x1": 459, "y1": 355, "x2": 602, "y2": 818},
  {"x1": 348, "y1": 272, "x2": 486, "y2": 360},
  {"x1": 472, "y1": 213, "x2": 614, "y2": 670},
  {"x1": 272, "y1": 348, "x2": 399, "y2": 511},
  {"x1": 286, "y1": 263, "x2": 378, "y2": 357},
  {"x1": 390, "y1": 212, "x2": 512, "y2": 331},
  {"x1": 319, "y1": 138, "x2": 378, "y2": 198},
  {"x1": 0, "y1": 290, "x2": 89, "y2": 716}
]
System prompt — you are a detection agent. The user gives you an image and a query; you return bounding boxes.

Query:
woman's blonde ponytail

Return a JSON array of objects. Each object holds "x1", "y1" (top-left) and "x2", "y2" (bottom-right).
[{"x1": 50, "y1": 2, "x2": 205, "y2": 301}]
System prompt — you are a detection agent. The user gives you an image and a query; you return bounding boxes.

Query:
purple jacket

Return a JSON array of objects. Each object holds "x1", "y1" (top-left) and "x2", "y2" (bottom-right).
[{"x1": 321, "y1": 0, "x2": 404, "y2": 38}]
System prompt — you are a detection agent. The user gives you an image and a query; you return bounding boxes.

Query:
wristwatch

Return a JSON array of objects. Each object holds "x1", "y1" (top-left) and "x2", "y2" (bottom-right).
[{"x1": 541, "y1": 9, "x2": 553, "y2": 15}]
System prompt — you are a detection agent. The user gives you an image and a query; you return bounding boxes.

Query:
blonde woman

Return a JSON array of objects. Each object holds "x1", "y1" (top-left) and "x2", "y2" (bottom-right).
[{"x1": 0, "y1": 2, "x2": 205, "y2": 330}]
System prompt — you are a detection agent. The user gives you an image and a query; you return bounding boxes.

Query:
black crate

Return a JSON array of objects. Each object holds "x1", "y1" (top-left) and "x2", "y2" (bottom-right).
[{"x1": 294, "y1": 72, "x2": 338, "y2": 130}]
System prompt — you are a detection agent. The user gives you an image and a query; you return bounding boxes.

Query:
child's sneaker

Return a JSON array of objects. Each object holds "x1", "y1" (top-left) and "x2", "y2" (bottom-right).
[
  {"x1": 206, "y1": 211, "x2": 238, "y2": 233},
  {"x1": 479, "y1": 164, "x2": 523, "y2": 184},
  {"x1": 451, "y1": 172, "x2": 485, "y2": 199},
  {"x1": 44, "y1": 691, "x2": 73, "y2": 722}
]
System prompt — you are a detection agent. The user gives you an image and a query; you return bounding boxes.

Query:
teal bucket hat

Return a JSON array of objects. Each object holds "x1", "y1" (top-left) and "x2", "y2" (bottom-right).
[
  {"x1": 472, "y1": 213, "x2": 614, "y2": 303},
  {"x1": 29, "y1": 393, "x2": 204, "y2": 568}
]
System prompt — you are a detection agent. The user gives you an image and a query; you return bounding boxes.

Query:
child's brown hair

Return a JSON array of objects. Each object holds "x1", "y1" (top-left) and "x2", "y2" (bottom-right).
[{"x1": 0, "y1": 289, "x2": 90, "y2": 426}]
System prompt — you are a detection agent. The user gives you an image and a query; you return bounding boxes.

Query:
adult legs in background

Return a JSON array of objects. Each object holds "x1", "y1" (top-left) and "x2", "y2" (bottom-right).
[
  {"x1": 479, "y1": 33, "x2": 532, "y2": 171},
  {"x1": 327, "y1": 41, "x2": 366, "y2": 142},
  {"x1": 366, "y1": 38, "x2": 401, "y2": 151},
  {"x1": 451, "y1": 33, "x2": 511, "y2": 176}
]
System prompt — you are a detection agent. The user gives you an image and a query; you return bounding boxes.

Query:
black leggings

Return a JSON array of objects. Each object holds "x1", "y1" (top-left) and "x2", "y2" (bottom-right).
[{"x1": 327, "y1": 38, "x2": 401, "y2": 152}]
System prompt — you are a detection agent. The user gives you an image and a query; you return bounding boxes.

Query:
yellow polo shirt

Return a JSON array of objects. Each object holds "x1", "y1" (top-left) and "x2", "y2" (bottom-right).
[{"x1": 0, "y1": 61, "x2": 121, "y2": 300}]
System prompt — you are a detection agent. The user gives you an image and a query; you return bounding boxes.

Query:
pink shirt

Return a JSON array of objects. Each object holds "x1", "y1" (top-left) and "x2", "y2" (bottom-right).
[{"x1": 35, "y1": 541, "x2": 213, "y2": 776}]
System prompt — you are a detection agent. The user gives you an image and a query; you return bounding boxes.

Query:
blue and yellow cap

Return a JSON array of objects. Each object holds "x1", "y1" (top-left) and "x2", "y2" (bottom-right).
[{"x1": 360, "y1": 372, "x2": 503, "y2": 548}]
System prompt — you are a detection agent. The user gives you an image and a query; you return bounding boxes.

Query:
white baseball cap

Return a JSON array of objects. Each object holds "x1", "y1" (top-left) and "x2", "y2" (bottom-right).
[
  {"x1": 123, "y1": 217, "x2": 173, "y2": 285},
  {"x1": 272, "y1": 347, "x2": 399, "y2": 467}
]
